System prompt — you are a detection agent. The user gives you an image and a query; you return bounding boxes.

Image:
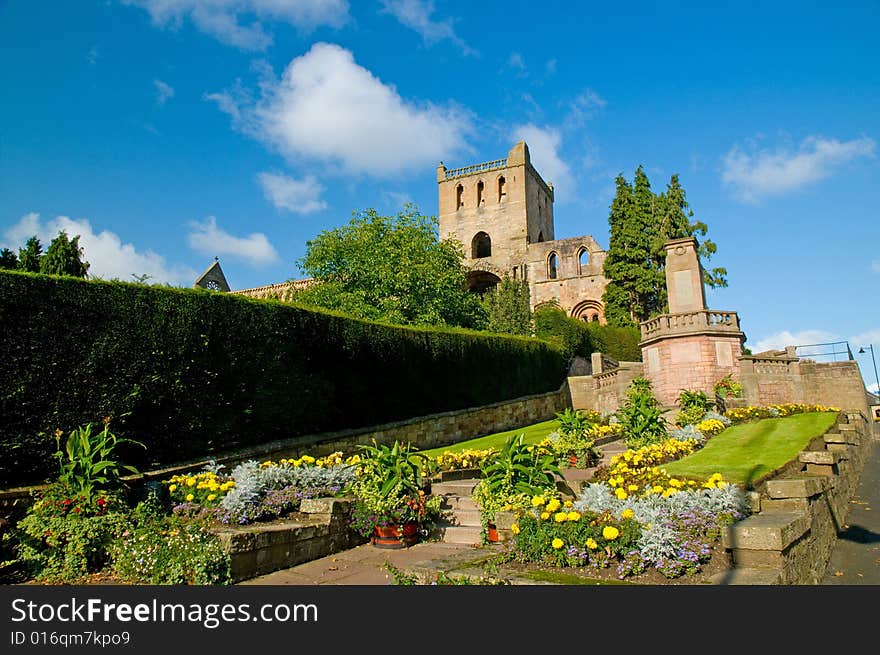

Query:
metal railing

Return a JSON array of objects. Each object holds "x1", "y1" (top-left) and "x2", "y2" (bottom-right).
[{"x1": 794, "y1": 341, "x2": 854, "y2": 362}]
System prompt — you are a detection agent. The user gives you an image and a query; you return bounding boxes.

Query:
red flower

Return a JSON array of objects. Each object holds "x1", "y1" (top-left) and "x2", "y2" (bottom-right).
[
  {"x1": 73, "y1": 507, "x2": 81, "y2": 514},
  {"x1": 97, "y1": 497, "x2": 106, "y2": 506}
]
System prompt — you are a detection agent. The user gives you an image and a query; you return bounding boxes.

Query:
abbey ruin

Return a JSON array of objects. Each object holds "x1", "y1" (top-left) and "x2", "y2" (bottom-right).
[{"x1": 223, "y1": 141, "x2": 610, "y2": 323}]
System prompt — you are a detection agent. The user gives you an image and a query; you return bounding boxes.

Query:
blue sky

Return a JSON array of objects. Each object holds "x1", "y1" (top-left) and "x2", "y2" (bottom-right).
[{"x1": 2, "y1": 1, "x2": 879, "y2": 390}]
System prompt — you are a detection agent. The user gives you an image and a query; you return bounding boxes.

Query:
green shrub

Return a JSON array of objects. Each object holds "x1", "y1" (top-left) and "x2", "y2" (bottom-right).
[
  {"x1": 109, "y1": 515, "x2": 230, "y2": 585},
  {"x1": 14, "y1": 484, "x2": 129, "y2": 582},
  {"x1": 0, "y1": 270, "x2": 567, "y2": 486},
  {"x1": 534, "y1": 305, "x2": 641, "y2": 362},
  {"x1": 675, "y1": 389, "x2": 714, "y2": 427},
  {"x1": 616, "y1": 377, "x2": 668, "y2": 449}
]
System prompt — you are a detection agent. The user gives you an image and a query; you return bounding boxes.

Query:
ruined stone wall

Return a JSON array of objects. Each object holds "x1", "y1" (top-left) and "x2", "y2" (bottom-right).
[{"x1": 528, "y1": 236, "x2": 608, "y2": 321}]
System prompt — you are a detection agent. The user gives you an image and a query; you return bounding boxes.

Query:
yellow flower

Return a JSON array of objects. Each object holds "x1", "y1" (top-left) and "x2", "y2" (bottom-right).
[
  {"x1": 168, "y1": 484, "x2": 177, "y2": 492},
  {"x1": 540, "y1": 512, "x2": 551, "y2": 520},
  {"x1": 546, "y1": 499, "x2": 561, "y2": 512},
  {"x1": 615, "y1": 488, "x2": 628, "y2": 500},
  {"x1": 207, "y1": 494, "x2": 216, "y2": 501},
  {"x1": 652, "y1": 485, "x2": 664, "y2": 494},
  {"x1": 531, "y1": 495, "x2": 546, "y2": 507},
  {"x1": 627, "y1": 484, "x2": 639, "y2": 492},
  {"x1": 621, "y1": 509, "x2": 635, "y2": 520},
  {"x1": 586, "y1": 538, "x2": 598, "y2": 550},
  {"x1": 563, "y1": 500, "x2": 573, "y2": 508},
  {"x1": 185, "y1": 494, "x2": 194, "y2": 502},
  {"x1": 186, "y1": 478, "x2": 195, "y2": 487},
  {"x1": 551, "y1": 538, "x2": 564, "y2": 549},
  {"x1": 554, "y1": 511, "x2": 568, "y2": 523},
  {"x1": 567, "y1": 511, "x2": 581, "y2": 522},
  {"x1": 602, "y1": 526, "x2": 620, "y2": 540},
  {"x1": 511, "y1": 523, "x2": 520, "y2": 534}
]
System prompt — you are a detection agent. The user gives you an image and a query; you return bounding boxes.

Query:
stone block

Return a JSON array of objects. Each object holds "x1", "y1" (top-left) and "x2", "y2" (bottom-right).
[
  {"x1": 301, "y1": 497, "x2": 351, "y2": 516},
  {"x1": 764, "y1": 476, "x2": 829, "y2": 499},
  {"x1": 721, "y1": 511, "x2": 809, "y2": 551},
  {"x1": 797, "y1": 451, "x2": 841, "y2": 465},
  {"x1": 761, "y1": 498, "x2": 810, "y2": 513},
  {"x1": 825, "y1": 443, "x2": 850, "y2": 458},
  {"x1": 732, "y1": 549, "x2": 786, "y2": 569}
]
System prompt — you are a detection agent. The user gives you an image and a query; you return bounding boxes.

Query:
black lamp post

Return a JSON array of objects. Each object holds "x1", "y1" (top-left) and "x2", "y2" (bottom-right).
[{"x1": 858, "y1": 344, "x2": 879, "y2": 401}]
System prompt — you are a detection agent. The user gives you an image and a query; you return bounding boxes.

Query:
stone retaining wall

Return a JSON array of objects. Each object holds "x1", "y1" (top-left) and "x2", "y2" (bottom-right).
[
  {"x1": 719, "y1": 410, "x2": 873, "y2": 584},
  {"x1": 213, "y1": 497, "x2": 367, "y2": 583}
]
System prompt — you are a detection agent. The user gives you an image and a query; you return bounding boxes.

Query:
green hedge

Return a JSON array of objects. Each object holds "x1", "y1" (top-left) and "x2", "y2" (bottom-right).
[
  {"x1": 0, "y1": 271, "x2": 567, "y2": 487},
  {"x1": 533, "y1": 306, "x2": 642, "y2": 363}
]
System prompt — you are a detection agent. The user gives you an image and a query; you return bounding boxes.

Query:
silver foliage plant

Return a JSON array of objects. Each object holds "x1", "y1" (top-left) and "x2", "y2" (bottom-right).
[
  {"x1": 668, "y1": 424, "x2": 706, "y2": 444},
  {"x1": 574, "y1": 482, "x2": 749, "y2": 566},
  {"x1": 219, "y1": 460, "x2": 355, "y2": 514}
]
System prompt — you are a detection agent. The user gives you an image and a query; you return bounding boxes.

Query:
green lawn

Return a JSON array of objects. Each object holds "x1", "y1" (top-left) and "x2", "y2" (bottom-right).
[
  {"x1": 663, "y1": 412, "x2": 838, "y2": 486},
  {"x1": 421, "y1": 418, "x2": 559, "y2": 457}
]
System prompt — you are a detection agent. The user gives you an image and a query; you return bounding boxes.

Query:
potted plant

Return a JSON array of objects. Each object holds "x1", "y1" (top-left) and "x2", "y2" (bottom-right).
[{"x1": 349, "y1": 441, "x2": 439, "y2": 549}]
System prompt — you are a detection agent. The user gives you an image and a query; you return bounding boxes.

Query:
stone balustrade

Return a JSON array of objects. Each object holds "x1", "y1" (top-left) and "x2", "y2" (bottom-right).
[
  {"x1": 443, "y1": 158, "x2": 507, "y2": 179},
  {"x1": 639, "y1": 309, "x2": 741, "y2": 339}
]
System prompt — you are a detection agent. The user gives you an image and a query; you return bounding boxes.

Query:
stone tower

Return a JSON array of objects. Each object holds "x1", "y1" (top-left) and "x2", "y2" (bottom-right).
[
  {"x1": 437, "y1": 141, "x2": 609, "y2": 322},
  {"x1": 438, "y1": 141, "x2": 554, "y2": 291}
]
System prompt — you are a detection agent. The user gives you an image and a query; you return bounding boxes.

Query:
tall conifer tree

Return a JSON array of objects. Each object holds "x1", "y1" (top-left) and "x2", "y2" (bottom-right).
[{"x1": 602, "y1": 168, "x2": 726, "y2": 326}]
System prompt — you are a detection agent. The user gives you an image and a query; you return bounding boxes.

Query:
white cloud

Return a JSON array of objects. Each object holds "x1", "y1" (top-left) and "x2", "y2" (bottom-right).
[
  {"x1": 124, "y1": 0, "x2": 349, "y2": 51},
  {"x1": 507, "y1": 52, "x2": 526, "y2": 70},
  {"x1": 257, "y1": 171, "x2": 326, "y2": 214},
  {"x1": 86, "y1": 46, "x2": 100, "y2": 65},
  {"x1": 2, "y1": 212, "x2": 197, "y2": 285},
  {"x1": 752, "y1": 329, "x2": 840, "y2": 354},
  {"x1": 380, "y1": 0, "x2": 473, "y2": 54},
  {"x1": 509, "y1": 123, "x2": 574, "y2": 201},
  {"x1": 214, "y1": 42, "x2": 470, "y2": 177},
  {"x1": 187, "y1": 216, "x2": 279, "y2": 266},
  {"x1": 154, "y1": 79, "x2": 175, "y2": 106},
  {"x1": 722, "y1": 135, "x2": 876, "y2": 203},
  {"x1": 872, "y1": 260, "x2": 880, "y2": 273}
]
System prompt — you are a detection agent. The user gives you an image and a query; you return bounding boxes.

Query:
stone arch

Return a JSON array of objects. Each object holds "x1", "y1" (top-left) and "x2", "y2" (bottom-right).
[
  {"x1": 571, "y1": 299, "x2": 605, "y2": 324},
  {"x1": 455, "y1": 183, "x2": 464, "y2": 210},
  {"x1": 476, "y1": 179, "x2": 485, "y2": 206},
  {"x1": 497, "y1": 175, "x2": 506, "y2": 202},
  {"x1": 465, "y1": 270, "x2": 501, "y2": 294},
  {"x1": 471, "y1": 231, "x2": 492, "y2": 259}
]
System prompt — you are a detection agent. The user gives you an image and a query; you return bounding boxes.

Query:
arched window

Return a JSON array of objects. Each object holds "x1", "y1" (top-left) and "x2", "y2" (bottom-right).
[
  {"x1": 578, "y1": 248, "x2": 589, "y2": 275},
  {"x1": 477, "y1": 180, "x2": 484, "y2": 206},
  {"x1": 472, "y1": 232, "x2": 492, "y2": 259},
  {"x1": 498, "y1": 176, "x2": 506, "y2": 202},
  {"x1": 547, "y1": 252, "x2": 558, "y2": 279},
  {"x1": 455, "y1": 184, "x2": 464, "y2": 210}
]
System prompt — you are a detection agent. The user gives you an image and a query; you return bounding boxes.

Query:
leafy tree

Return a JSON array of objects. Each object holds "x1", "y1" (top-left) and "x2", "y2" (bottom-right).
[
  {"x1": 481, "y1": 276, "x2": 532, "y2": 335},
  {"x1": 0, "y1": 248, "x2": 18, "y2": 270},
  {"x1": 292, "y1": 205, "x2": 487, "y2": 329},
  {"x1": 40, "y1": 231, "x2": 90, "y2": 278},
  {"x1": 602, "y1": 167, "x2": 726, "y2": 326},
  {"x1": 18, "y1": 236, "x2": 43, "y2": 273}
]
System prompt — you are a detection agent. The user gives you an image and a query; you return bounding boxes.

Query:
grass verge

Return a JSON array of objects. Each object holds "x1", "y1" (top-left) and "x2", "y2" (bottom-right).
[
  {"x1": 421, "y1": 419, "x2": 559, "y2": 457},
  {"x1": 663, "y1": 412, "x2": 838, "y2": 486}
]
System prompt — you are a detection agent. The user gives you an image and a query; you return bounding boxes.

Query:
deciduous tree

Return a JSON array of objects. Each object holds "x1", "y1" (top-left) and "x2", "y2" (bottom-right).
[{"x1": 293, "y1": 205, "x2": 486, "y2": 329}]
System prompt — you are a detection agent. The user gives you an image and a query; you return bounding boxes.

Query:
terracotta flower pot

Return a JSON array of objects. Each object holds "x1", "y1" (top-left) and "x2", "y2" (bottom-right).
[{"x1": 372, "y1": 521, "x2": 420, "y2": 549}]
